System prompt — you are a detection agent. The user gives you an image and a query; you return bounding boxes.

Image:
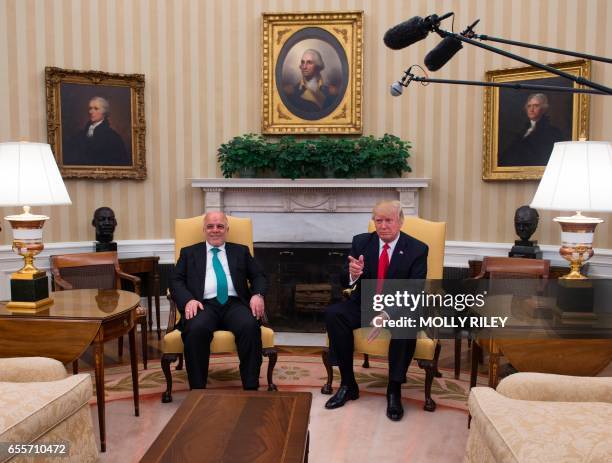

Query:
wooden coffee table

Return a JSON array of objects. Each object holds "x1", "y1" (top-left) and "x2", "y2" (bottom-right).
[
  {"x1": 0, "y1": 289, "x2": 142, "y2": 452},
  {"x1": 141, "y1": 390, "x2": 312, "y2": 463}
]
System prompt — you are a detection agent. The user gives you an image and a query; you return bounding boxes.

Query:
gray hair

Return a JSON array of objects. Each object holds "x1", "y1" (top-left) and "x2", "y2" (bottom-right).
[
  {"x1": 372, "y1": 200, "x2": 404, "y2": 222},
  {"x1": 90, "y1": 96, "x2": 110, "y2": 115},
  {"x1": 525, "y1": 93, "x2": 549, "y2": 112},
  {"x1": 302, "y1": 49, "x2": 325, "y2": 71}
]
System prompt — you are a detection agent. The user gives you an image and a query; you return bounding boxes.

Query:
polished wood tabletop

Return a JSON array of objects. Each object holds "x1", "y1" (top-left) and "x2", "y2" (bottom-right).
[
  {"x1": 0, "y1": 288, "x2": 141, "y2": 319},
  {"x1": 0, "y1": 289, "x2": 142, "y2": 453},
  {"x1": 142, "y1": 390, "x2": 312, "y2": 463}
]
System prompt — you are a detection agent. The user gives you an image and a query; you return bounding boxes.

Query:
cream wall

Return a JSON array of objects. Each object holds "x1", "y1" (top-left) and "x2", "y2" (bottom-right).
[{"x1": 0, "y1": 0, "x2": 610, "y2": 247}]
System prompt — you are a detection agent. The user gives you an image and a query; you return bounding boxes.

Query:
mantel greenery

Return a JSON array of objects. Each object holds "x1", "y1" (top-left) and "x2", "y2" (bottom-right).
[{"x1": 217, "y1": 134, "x2": 412, "y2": 179}]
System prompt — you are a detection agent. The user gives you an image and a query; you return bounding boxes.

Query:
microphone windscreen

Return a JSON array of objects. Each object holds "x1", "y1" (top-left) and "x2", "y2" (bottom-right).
[
  {"x1": 390, "y1": 82, "x2": 403, "y2": 97},
  {"x1": 383, "y1": 17, "x2": 428, "y2": 50},
  {"x1": 424, "y1": 36, "x2": 463, "y2": 71}
]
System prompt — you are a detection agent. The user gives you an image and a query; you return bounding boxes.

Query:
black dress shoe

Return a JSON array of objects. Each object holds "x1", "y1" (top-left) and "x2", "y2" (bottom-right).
[
  {"x1": 324, "y1": 385, "x2": 359, "y2": 409},
  {"x1": 386, "y1": 391, "x2": 404, "y2": 421}
]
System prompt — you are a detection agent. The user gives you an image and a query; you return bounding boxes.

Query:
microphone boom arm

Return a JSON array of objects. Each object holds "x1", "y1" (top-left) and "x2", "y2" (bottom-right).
[
  {"x1": 396, "y1": 68, "x2": 606, "y2": 95},
  {"x1": 474, "y1": 34, "x2": 612, "y2": 64},
  {"x1": 434, "y1": 28, "x2": 612, "y2": 95}
]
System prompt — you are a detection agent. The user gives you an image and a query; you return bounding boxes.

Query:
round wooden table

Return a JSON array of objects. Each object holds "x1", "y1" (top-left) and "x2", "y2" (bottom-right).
[{"x1": 0, "y1": 289, "x2": 142, "y2": 452}]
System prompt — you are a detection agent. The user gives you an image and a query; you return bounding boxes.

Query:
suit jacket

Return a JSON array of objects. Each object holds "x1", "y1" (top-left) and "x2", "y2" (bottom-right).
[
  {"x1": 63, "y1": 118, "x2": 130, "y2": 166},
  {"x1": 500, "y1": 115, "x2": 564, "y2": 167},
  {"x1": 345, "y1": 231, "x2": 428, "y2": 307},
  {"x1": 169, "y1": 241, "x2": 267, "y2": 317}
]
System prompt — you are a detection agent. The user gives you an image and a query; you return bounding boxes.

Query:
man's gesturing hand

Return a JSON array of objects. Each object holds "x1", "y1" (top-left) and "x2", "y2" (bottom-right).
[
  {"x1": 184, "y1": 299, "x2": 203, "y2": 320},
  {"x1": 348, "y1": 254, "x2": 365, "y2": 281},
  {"x1": 250, "y1": 294, "x2": 265, "y2": 320}
]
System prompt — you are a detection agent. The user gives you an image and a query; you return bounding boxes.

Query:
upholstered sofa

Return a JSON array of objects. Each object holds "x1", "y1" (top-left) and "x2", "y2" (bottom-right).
[
  {"x1": 0, "y1": 357, "x2": 98, "y2": 462},
  {"x1": 465, "y1": 372, "x2": 612, "y2": 462}
]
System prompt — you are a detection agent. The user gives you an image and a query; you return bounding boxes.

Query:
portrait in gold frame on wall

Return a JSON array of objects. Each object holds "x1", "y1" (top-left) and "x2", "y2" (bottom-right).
[
  {"x1": 46, "y1": 67, "x2": 146, "y2": 180},
  {"x1": 482, "y1": 59, "x2": 590, "y2": 181},
  {"x1": 262, "y1": 11, "x2": 363, "y2": 134}
]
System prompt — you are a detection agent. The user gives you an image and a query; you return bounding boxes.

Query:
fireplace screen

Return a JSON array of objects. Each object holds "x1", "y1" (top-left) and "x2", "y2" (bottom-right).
[{"x1": 255, "y1": 244, "x2": 350, "y2": 332}]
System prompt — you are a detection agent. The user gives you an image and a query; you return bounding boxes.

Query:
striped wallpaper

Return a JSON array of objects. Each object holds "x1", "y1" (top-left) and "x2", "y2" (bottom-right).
[{"x1": 0, "y1": 0, "x2": 610, "y2": 248}]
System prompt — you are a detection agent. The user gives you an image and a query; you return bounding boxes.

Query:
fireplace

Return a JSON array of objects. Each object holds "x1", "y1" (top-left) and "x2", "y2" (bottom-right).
[
  {"x1": 255, "y1": 243, "x2": 350, "y2": 332},
  {"x1": 191, "y1": 177, "x2": 430, "y2": 331}
]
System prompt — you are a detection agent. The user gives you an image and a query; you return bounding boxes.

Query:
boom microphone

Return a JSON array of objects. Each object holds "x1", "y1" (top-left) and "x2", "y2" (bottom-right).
[
  {"x1": 383, "y1": 12, "x2": 453, "y2": 50},
  {"x1": 424, "y1": 19, "x2": 480, "y2": 72},
  {"x1": 424, "y1": 37, "x2": 463, "y2": 71}
]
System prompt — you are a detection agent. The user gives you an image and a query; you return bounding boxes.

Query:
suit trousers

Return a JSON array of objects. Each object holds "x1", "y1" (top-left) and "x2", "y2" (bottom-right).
[
  {"x1": 325, "y1": 299, "x2": 416, "y2": 386},
  {"x1": 181, "y1": 297, "x2": 262, "y2": 389}
]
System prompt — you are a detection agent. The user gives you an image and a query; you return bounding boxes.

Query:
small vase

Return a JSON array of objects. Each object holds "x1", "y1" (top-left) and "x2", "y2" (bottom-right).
[
  {"x1": 369, "y1": 166, "x2": 386, "y2": 178},
  {"x1": 239, "y1": 167, "x2": 256, "y2": 178}
]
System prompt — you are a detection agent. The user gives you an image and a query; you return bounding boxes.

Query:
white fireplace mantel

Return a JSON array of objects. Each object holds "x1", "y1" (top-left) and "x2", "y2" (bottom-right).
[{"x1": 191, "y1": 178, "x2": 430, "y2": 243}]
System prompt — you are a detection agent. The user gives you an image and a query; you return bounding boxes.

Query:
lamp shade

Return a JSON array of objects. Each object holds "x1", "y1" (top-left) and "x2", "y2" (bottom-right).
[
  {"x1": 530, "y1": 141, "x2": 612, "y2": 213},
  {"x1": 0, "y1": 142, "x2": 71, "y2": 207}
]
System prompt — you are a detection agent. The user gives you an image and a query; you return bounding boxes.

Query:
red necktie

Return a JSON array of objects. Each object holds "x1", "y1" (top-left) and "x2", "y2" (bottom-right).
[{"x1": 376, "y1": 243, "x2": 390, "y2": 293}]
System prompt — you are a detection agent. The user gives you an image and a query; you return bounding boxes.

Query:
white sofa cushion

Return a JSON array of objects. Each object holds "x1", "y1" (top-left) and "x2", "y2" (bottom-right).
[{"x1": 0, "y1": 374, "x2": 92, "y2": 445}]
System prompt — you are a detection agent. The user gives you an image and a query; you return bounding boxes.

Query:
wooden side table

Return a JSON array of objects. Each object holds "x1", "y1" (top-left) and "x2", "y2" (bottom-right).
[
  {"x1": 0, "y1": 289, "x2": 142, "y2": 452},
  {"x1": 120, "y1": 256, "x2": 161, "y2": 339}
]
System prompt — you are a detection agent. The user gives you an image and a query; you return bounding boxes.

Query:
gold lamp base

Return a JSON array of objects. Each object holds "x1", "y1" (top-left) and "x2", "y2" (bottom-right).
[
  {"x1": 5, "y1": 206, "x2": 53, "y2": 309},
  {"x1": 6, "y1": 297, "x2": 53, "y2": 313}
]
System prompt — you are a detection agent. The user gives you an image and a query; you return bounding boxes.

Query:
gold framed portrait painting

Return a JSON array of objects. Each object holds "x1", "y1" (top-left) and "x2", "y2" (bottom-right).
[
  {"x1": 262, "y1": 11, "x2": 363, "y2": 134},
  {"x1": 45, "y1": 67, "x2": 146, "y2": 180},
  {"x1": 482, "y1": 59, "x2": 590, "y2": 181}
]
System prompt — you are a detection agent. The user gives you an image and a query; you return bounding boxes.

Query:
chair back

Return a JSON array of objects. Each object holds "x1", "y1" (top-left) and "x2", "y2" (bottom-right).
[
  {"x1": 174, "y1": 215, "x2": 254, "y2": 262},
  {"x1": 368, "y1": 216, "x2": 446, "y2": 279},
  {"x1": 50, "y1": 251, "x2": 121, "y2": 290},
  {"x1": 478, "y1": 256, "x2": 550, "y2": 279}
]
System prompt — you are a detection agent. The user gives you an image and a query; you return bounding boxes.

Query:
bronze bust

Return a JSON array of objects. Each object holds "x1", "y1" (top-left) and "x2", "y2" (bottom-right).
[
  {"x1": 92, "y1": 207, "x2": 117, "y2": 252},
  {"x1": 509, "y1": 205, "x2": 542, "y2": 258}
]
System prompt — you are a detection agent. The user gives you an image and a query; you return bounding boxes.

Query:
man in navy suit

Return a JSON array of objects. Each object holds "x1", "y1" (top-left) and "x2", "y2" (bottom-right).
[
  {"x1": 170, "y1": 211, "x2": 267, "y2": 390},
  {"x1": 324, "y1": 200, "x2": 428, "y2": 421}
]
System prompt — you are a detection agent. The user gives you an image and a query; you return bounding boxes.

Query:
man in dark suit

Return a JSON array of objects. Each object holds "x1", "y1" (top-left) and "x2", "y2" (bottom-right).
[
  {"x1": 500, "y1": 93, "x2": 564, "y2": 167},
  {"x1": 169, "y1": 211, "x2": 267, "y2": 390},
  {"x1": 63, "y1": 96, "x2": 131, "y2": 166},
  {"x1": 324, "y1": 200, "x2": 428, "y2": 421}
]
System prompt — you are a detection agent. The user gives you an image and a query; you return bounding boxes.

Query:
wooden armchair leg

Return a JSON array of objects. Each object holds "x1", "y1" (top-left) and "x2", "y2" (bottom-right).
[
  {"x1": 72, "y1": 360, "x2": 79, "y2": 375},
  {"x1": 177, "y1": 353, "x2": 184, "y2": 370},
  {"x1": 140, "y1": 318, "x2": 148, "y2": 370},
  {"x1": 417, "y1": 358, "x2": 437, "y2": 412},
  {"x1": 118, "y1": 336, "x2": 124, "y2": 358},
  {"x1": 263, "y1": 348, "x2": 278, "y2": 391},
  {"x1": 161, "y1": 353, "x2": 178, "y2": 403},
  {"x1": 362, "y1": 353, "x2": 370, "y2": 368},
  {"x1": 321, "y1": 348, "x2": 333, "y2": 395},
  {"x1": 454, "y1": 335, "x2": 462, "y2": 379},
  {"x1": 434, "y1": 341, "x2": 442, "y2": 378}
]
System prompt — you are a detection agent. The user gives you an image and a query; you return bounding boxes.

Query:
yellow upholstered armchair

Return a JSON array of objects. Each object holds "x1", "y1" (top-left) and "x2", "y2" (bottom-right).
[
  {"x1": 161, "y1": 215, "x2": 277, "y2": 403},
  {"x1": 321, "y1": 216, "x2": 446, "y2": 412}
]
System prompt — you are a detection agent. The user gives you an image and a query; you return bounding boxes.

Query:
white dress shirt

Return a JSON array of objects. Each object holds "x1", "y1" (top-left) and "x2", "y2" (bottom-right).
[
  {"x1": 87, "y1": 120, "x2": 103, "y2": 137},
  {"x1": 203, "y1": 242, "x2": 238, "y2": 300}
]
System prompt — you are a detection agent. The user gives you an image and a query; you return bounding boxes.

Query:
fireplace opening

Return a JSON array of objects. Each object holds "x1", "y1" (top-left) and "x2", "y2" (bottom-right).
[{"x1": 254, "y1": 243, "x2": 351, "y2": 332}]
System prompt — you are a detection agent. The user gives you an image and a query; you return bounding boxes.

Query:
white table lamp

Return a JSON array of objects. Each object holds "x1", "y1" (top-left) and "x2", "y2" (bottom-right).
[
  {"x1": 0, "y1": 142, "x2": 72, "y2": 309},
  {"x1": 530, "y1": 141, "x2": 612, "y2": 279}
]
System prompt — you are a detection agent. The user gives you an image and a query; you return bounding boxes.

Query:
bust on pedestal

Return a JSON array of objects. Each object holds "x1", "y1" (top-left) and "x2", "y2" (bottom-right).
[
  {"x1": 92, "y1": 207, "x2": 117, "y2": 252},
  {"x1": 509, "y1": 205, "x2": 542, "y2": 259}
]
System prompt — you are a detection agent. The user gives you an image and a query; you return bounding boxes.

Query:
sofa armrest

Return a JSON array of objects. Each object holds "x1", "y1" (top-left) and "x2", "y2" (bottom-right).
[
  {"x1": 496, "y1": 372, "x2": 612, "y2": 403},
  {"x1": 0, "y1": 357, "x2": 68, "y2": 382}
]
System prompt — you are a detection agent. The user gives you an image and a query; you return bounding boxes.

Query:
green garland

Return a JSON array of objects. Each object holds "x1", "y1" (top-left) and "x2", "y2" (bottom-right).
[{"x1": 217, "y1": 134, "x2": 412, "y2": 180}]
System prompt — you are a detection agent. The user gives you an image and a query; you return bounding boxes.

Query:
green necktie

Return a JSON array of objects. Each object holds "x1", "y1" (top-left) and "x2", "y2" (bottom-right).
[{"x1": 210, "y1": 247, "x2": 228, "y2": 304}]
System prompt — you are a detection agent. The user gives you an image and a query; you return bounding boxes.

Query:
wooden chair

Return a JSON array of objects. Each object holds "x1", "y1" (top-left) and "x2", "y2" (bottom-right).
[
  {"x1": 466, "y1": 256, "x2": 550, "y2": 387},
  {"x1": 50, "y1": 251, "x2": 148, "y2": 371},
  {"x1": 321, "y1": 216, "x2": 446, "y2": 412},
  {"x1": 161, "y1": 215, "x2": 278, "y2": 403}
]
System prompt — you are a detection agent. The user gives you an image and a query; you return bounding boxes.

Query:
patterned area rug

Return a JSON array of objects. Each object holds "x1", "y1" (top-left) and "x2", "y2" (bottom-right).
[{"x1": 92, "y1": 348, "x2": 482, "y2": 411}]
